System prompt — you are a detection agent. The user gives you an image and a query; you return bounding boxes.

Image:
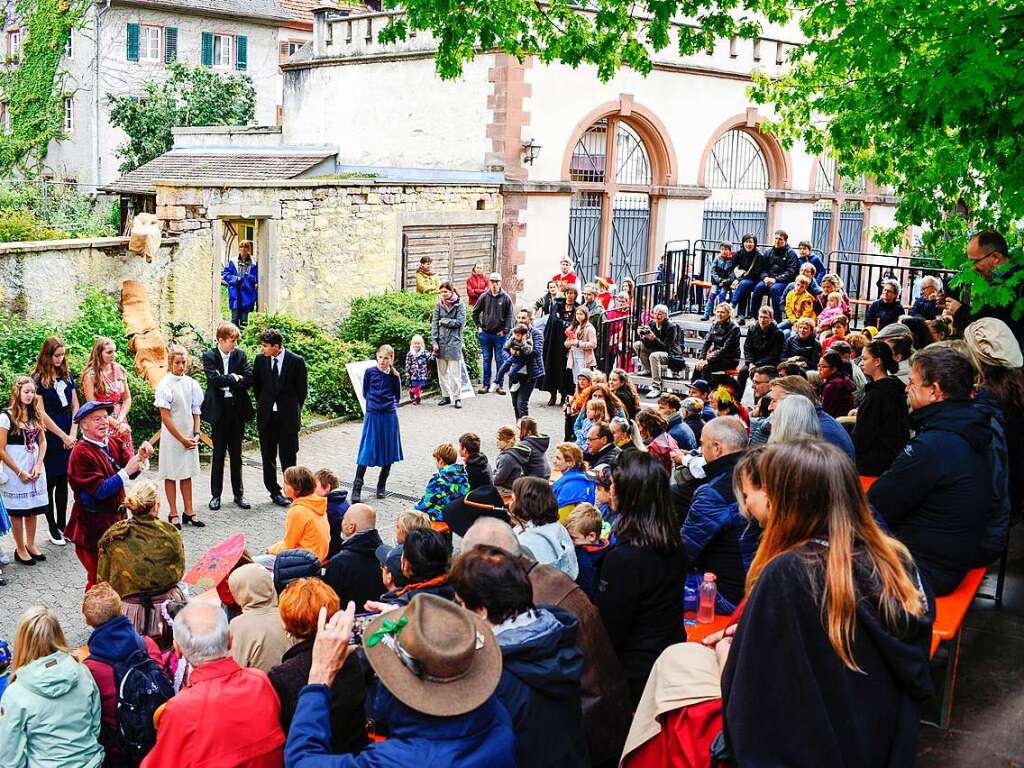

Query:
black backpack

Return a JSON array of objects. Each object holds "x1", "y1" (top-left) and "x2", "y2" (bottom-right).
[{"x1": 93, "y1": 648, "x2": 174, "y2": 764}]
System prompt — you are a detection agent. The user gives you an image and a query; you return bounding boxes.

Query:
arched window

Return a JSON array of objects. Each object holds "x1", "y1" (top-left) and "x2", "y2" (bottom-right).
[
  {"x1": 705, "y1": 129, "x2": 769, "y2": 190},
  {"x1": 568, "y1": 118, "x2": 656, "y2": 283},
  {"x1": 701, "y1": 129, "x2": 769, "y2": 243}
]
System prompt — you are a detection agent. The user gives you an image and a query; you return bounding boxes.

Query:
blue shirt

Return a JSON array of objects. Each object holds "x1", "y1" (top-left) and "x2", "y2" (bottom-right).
[{"x1": 362, "y1": 366, "x2": 401, "y2": 414}]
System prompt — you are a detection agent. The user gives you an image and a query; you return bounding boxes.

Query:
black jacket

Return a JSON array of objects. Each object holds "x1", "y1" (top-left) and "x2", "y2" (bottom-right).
[
  {"x1": 464, "y1": 453, "x2": 494, "y2": 489},
  {"x1": 323, "y1": 529, "x2": 386, "y2": 610},
  {"x1": 709, "y1": 255, "x2": 736, "y2": 288},
  {"x1": 584, "y1": 441, "x2": 620, "y2": 468},
  {"x1": 733, "y1": 247, "x2": 767, "y2": 282},
  {"x1": 325, "y1": 489, "x2": 350, "y2": 560},
  {"x1": 639, "y1": 319, "x2": 682, "y2": 356},
  {"x1": 865, "y1": 298, "x2": 903, "y2": 330},
  {"x1": 701, "y1": 320, "x2": 741, "y2": 367},
  {"x1": 868, "y1": 400, "x2": 993, "y2": 596},
  {"x1": 252, "y1": 349, "x2": 308, "y2": 433},
  {"x1": 854, "y1": 376, "x2": 910, "y2": 476},
  {"x1": 201, "y1": 347, "x2": 254, "y2": 425},
  {"x1": 743, "y1": 322, "x2": 785, "y2": 367},
  {"x1": 763, "y1": 244, "x2": 800, "y2": 283},
  {"x1": 472, "y1": 289, "x2": 515, "y2": 335},
  {"x1": 782, "y1": 334, "x2": 822, "y2": 369}
]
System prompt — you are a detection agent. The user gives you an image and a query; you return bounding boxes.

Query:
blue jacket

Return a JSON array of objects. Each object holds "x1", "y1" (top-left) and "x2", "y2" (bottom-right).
[
  {"x1": 666, "y1": 412, "x2": 697, "y2": 450},
  {"x1": 910, "y1": 296, "x2": 940, "y2": 320},
  {"x1": 222, "y1": 259, "x2": 258, "y2": 310},
  {"x1": 363, "y1": 366, "x2": 401, "y2": 414},
  {"x1": 681, "y1": 452, "x2": 760, "y2": 608},
  {"x1": 325, "y1": 488, "x2": 351, "y2": 560},
  {"x1": 552, "y1": 467, "x2": 595, "y2": 509},
  {"x1": 285, "y1": 684, "x2": 516, "y2": 768},
  {"x1": 865, "y1": 298, "x2": 903, "y2": 330},
  {"x1": 798, "y1": 252, "x2": 827, "y2": 281},
  {"x1": 495, "y1": 607, "x2": 588, "y2": 768}
]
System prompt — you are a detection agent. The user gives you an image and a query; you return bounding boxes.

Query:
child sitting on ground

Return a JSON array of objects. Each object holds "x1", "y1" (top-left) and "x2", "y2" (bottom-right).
[
  {"x1": 404, "y1": 334, "x2": 431, "y2": 405},
  {"x1": 458, "y1": 432, "x2": 493, "y2": 489},
  {"x1": 821, "y1": 315, "x2": 850, "y2": 354},
  {"x1": 314, "y1": 468, "x2": 349, "y2": 560},
  {"x1": 565, "y1": 503, "x2": 609, "y2": 600},
  {"x1": 415, "y1": 443, "x2": 470, "y2": 521},
  {"x1": 496, "y1": 324, "x2": 536, "y2": 393},
  {"x1": 395, "y1": 509, "x2": 432, "y2": 545}
]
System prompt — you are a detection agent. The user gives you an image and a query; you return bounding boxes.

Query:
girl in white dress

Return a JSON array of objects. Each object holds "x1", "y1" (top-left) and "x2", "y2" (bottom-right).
[
  {"x1": 0, "y1": 377, "x2": 49, "y2": 565},
  {"x1": 155, "y1": 345, "x2": 204, "y2": 529}
]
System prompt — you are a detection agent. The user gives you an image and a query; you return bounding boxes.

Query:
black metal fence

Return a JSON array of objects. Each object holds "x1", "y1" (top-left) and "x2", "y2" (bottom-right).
[
  {"x1": 826, "y1": 252, "x2": 954, "y2": 327},
  {"x1": 595, "y1": 313, "x2": 634, "y2": 374}
]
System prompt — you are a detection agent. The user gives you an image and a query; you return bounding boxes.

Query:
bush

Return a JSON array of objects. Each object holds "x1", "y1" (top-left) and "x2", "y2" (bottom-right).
[
  {"x1": 0, "y1": 208, "x2": 68, "y2": 242},
  {"x1": 0, "y1": 182, "x2": 118, "y2": 242}
]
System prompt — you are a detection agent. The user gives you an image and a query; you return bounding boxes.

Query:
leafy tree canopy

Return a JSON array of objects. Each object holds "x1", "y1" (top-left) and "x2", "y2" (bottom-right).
[
  {"x1": 381, "y1": 0, "x2": 1024, "y2": 314},
  {"x1": 108, "y1": 62, "x2": 256, "y2": 174}
]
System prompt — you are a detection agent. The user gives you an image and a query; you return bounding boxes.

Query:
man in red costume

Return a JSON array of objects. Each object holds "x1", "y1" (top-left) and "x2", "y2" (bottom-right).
[
  {"x1": 65, "y1": 401, "x2": 152, "y2": 589},
  {"x1": 552, "y1": 257, "x2": 578, "y2": 292}
]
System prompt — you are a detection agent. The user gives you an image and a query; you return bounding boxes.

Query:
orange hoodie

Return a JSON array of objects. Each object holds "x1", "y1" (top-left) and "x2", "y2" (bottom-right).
[{"x1": 267, "y1": 494, "x2": 330, "y2": 564}]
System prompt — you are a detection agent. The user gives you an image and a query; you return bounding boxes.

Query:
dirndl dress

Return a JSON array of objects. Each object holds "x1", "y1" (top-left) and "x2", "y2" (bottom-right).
[
  {"x1": 356, "y1": 411, "x2": 404, "y2": 467},
  {"x1": 0, "y1": 496, "x2": 11, "y2": 536},
  {"x1": 0, "y1": 411, "x2": 48, "y2": 517}
]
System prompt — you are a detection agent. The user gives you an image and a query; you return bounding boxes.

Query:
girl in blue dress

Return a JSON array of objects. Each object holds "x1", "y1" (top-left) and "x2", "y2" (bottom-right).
[{"x1": 353, "y1": 345, "x2": 404, "y2": 502}]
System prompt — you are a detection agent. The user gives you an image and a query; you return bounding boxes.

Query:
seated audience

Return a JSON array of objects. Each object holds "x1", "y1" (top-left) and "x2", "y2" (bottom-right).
[
  {"x1": 284, "y1": 595, "x2": 516, "y2": 768},
  {"x1": 143, "y1": 601, "x2": 287, "y2": 766},
  {"x1": 821, "y1": 314, "x2": 850, "y2": 354},
  {"x1": 784, "y1": 274, "x2": 817, "y2": 326},
  {"x1": 818, "y1": 351, "x2": 857, "y2": 418},
  {"x1": 687, "y1": 380, "x2": 717, "y2": 421},
  {"x1": 228, "y1": 563, "x2": 293, "y2": 673},
  {"x1": 609, "y1": 368, "x2": 641, "y2": 421},
  {"x1": 415, "y1": 443, "x2": 470, "y2": 521},
  {"x1": 459, "y1": 432, "x2": 493, "y2": 489},
  {"x1": 493, "y1": 425, "x2": 528, "y2": 489},
  {"x1": 314, "y1": 469, "x2": 349, "y2": 560},
  {"x1": 855, "y1": 341, "x2": 911, "y2": 476},
  {"x1": 657, "y1": 393, "x2": 698, "y2": 449},
  {"x1": 767, "y1": 393, "x2": 822, "y2": 443},
  {"x1": 868, "y1": 346, "x2": 993, "y2": 595},
  {"x1": 749, "y1": 365, "x2": 776, "y2": 418},
  {"x1": 441, "y1": 485, "x2": 511, "y2": 538},
  {"x1": 395, "y1": 509, "x2": 432, "y2": 544},
  {"x1": 694, "y1": 303, "x2": 741, "y2": 377},
  {"x1": 564, "y1": 502, "x2": 609, "y2": 600},
  {"x1": 575, "y1": 398, "x2": 610, "y2": 450},
  {"x1": 267, "y1": 466, "x2": 331, "y2": 565},
  {"x1": 876, "y1": 322, "x2": 915, "y2": 383},
  {"x1": 636, "y1": 408, "x2": 679, "y2": 475},
  {"x1": 901, "y1": 315, "x2": 940, "y2": 352},
  {"x1": 865, "y1": 279, "x2": 904, "y2": 330},
  {"x1": 911, "y1": 275, "x2": 943, "y2": 319},
  {"x1": 585, "y1": 421, "x2": 621, "y2": 466},
  {"x1": 829, "y1": 339, "x2": 867, "y2": 403},
  {"x1": 551, "y1": 442, "x2": 596, "y2": 520},
  {"x1": 587, "y1": 464, "x2": 616, "y2": 524},
  {"x1": 738, "y1": 306, "x2": 784, "y2": 394},
  {"x1": 0, "y1": 607, "x2": 103, "y2": 768},
  {"x1": 782, "y1": 317, "x2": 822, "y2": 369},
  {"x1": 273, "y1": 550, "x2": 321, "y2": 596},
  {"x1": 517, "y1": 416, "x2": 552, "y2": 479},
  {"x1": 751, "y1": 375, "x2": 856, "y2": 460},
  {"x1": 681, "y1": 417, "x2": 758, "y2": 613},
  {"x1": 633, "y1": 304, "x2": 682, "y2": 398},
  {"x1": 681, "y1": 398, "x2": 707, "y2": 442},
  {"x1": 269, "y1": 579, "x2": 367, "y2": 756},
  {"x1": 96, "y1": 480, "x2": 185, "y2": 637},
  {"x1": 597, "y1": 451, "x2": 687, "y2": 705},
  {"x1": 700, "y1": 241, "x2": 738, "y2": 321},
  {"x1": 510, "y1": 476, "x2": 578, "y2": 579},
  {"x1": 380, "y1": 528, "x2": 455, "y2": 605},
  {"x1": 323, "y1": 503, "x2": 386, "y2": 610},
  {"x1": 450, "y1": 547, "x2": 587, "y2": 768}
]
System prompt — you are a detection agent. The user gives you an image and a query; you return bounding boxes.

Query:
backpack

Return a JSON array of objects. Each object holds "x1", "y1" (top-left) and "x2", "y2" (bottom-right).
[{"x1": 93, "y1": 648, "x2": 174, "y2": 764}]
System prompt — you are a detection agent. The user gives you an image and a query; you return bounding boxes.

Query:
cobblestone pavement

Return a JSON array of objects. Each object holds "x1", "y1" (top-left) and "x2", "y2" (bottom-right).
[{"x1": 0, "y1": 388, "x2": 570, "y2": 645}]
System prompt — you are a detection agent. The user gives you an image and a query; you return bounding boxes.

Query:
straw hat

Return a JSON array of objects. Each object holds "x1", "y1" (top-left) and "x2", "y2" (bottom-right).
[{"x1": 363, "y1": 593, "x2": 502, "y2": 717}]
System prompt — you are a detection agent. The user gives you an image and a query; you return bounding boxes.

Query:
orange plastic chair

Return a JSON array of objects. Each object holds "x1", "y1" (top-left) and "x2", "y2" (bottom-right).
[
  {"x1": 859, "y1": 476, "x2": 877, "y2": 494},
  {"x1": 430, "y1": 520, "x2": 450, "y2": 535},
  {"x1": 926, "y1": 567, "x2": 986, "y2": 728},
  {"x1": 683, "y1": 612, "x2": 732, "y2": 644}
]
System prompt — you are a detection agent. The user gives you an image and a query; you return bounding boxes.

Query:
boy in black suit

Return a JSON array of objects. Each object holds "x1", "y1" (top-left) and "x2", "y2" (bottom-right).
[
  {"x1": 252, "y1": 328, "x2": 308, "y2": 506},
  {"x1": 202, "y1": 322, "x2": 254, "y2": 510}
]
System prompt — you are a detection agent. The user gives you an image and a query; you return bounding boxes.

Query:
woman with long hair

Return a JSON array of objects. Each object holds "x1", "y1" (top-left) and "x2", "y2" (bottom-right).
[
  {"x1": 565, "y1": 305, "x2": 598, "y2": 380},
  {"x1": 81, "y1": 337, "x2": 133, "y2": 455},
  {"x1": 818, "y1": 350, "x2": 856, "y2": 418},
  {"x1": 541, "y1": 284, "x2": 579, "y2": 406},
  {"x1": 32, "y1": 336, "x2": 79, "y2": 545},
  {"x1": 609, "y1": 368, "x2": 640, "y2": 420},
  {"x1": 0, "y1": 377, "x2": 49, "y2": 564},
  {"x1": 768, "y1": 394, "x2": 822, "y2": 444},
  {"x1": 721, "y1": 440, "x2": 932, "y2": 765},
  {"x1": 597, "y1": 450, "x2": 686, "y2": 705},
  {"x1": 854, "y1": 340, "x2": 911, "y2": 476}
]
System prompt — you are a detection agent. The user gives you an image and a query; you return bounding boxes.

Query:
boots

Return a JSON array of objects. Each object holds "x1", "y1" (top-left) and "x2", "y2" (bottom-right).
[
  {"x1": 376, "y1": 465, "x2": 391, "y2": 499},
  {"x1": 351, "y1": 477, "x2": 364, "y2": 503}
]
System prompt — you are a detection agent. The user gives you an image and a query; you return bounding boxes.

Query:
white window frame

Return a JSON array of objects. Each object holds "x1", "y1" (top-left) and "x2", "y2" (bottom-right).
[
  {"x1": 212, "y1": 33, "x2": 233, "y2": 68},
  {"x1": 63, "y1": 97, "x2": 73, "y2": 132},
  {"x1": 140, "y1": 24, "x2": 162, "y2": 63},
  {"x1": 287, "y1": 40, "x2": 303, "y2": 56},
  {"x1": 0, "y1": 102, "x2": 9, "y2": 134},
  {"x1": 7, "y1": 29, "x2": 21, "y2": 60},
  {"x1": 64, "y1": 32, "x2": 73, "y2": 59}
]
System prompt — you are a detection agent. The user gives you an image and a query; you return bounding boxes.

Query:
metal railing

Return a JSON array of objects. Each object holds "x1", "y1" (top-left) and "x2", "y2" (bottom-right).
[
  {"x1": 827, "y1": 254, "x2": 954, "y2": 327},
  {"x1": 595, "y1": 313, "x2": 634, "y2": 374}
]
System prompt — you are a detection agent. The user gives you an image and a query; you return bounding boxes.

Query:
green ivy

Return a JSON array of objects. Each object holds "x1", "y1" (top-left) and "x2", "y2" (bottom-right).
[{"x1": 0, "y1": 0, "x2": 89, "y2": 175}]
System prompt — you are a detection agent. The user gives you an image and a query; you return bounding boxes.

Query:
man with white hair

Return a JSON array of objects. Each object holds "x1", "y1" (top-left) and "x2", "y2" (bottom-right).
[
  {"x1": 632, "y1": 304, "x2": 681, "y2": 398},
  {"x1": 142, "y1": 602, "x2": 286, "y2": 767}
]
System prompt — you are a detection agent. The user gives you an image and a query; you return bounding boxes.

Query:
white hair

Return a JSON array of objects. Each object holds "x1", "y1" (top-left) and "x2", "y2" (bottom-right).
[
  {"x1": 702, "y1": 416, "x2": 748, "y2": 452},
  {"x1": 173, "y1": 601, "x2": 229, "y2": 666},
  {"x1": 769, "y1": 396, "x2": 822, "y2": 444},
  {"x1": 653, "y1": 303, "x2": 669, "y2": 315},
  {"x1": 919, "y1": 275, "x2": 942, "y2": 291},
  {"x1": 461, "y1": 518, "x2": 522, "y2": 557}
]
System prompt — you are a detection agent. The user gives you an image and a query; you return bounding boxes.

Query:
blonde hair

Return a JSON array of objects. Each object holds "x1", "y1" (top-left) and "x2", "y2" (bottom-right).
[
  {"x1": 82, "y1": 583, "x2": 123, "y2": 627},
  {"x1": 565, "y1": 503, "x2": 602, "y2": 538},
  {"x1": 377, "y1": 344, "x2": 395, "y2": 359},
  {"x1": 396, "y1": 509, "x2": 432, "y2": 542},
  {"x1": 715, "y1": 302, "x2": 734, "y2": 318},
  {"x1": 216, "y1": 322, "x2": 240, "y2": 341},
  {"x1": 167, "y1": 344, "x2": 189, "y2": 365},
  {"x1": 794, "y1": 317, "x2": 816, "y2": 332},
  {"x1": 586, "y1": 399, "x2": 609, "y2": 422},
  {"x1": 125, "y1": 480, "x2": 160, "y2": 517},
  {"x1": 409, "y1": 334, "x2": 425, "y2": 351},
  {"x1": 11, "y1": 607, "x2": 70, "y2": 682},
  {"x1": 433, "y1": 443, "x2": 458, "y2": 465},
  {"x1": 555, "y1": 442, "x2": 584, "y2": 470}
]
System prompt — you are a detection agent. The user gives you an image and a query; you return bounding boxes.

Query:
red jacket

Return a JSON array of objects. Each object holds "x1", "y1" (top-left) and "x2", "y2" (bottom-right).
[
  {"x1": 142, "y1": 656, "x2": 285, "y2": 768},
  {"x1": 466, "y1": 273, "x2": 490, "y2": 306},
  {"x1": 65, "y1": 438, "x2": 134, "y2": 550}
]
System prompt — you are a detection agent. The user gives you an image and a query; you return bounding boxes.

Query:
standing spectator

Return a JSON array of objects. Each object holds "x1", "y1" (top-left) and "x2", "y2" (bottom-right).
[
  {"x1": 657, "y1": 393, "x2": 697, "y2": 450},
  {"x1": 201, "y1": 321, "x2": 254, "y2": 512},
  {"x1": 155, "y1": 345, "x2": 204, "y2": 528},
  {"x1": 750, "y1": 230, "x2": 800, "y2": 320},
  {"x1": 582, "y1": 283, "x2": 607, "y2": 331},
  {"x1": 351, "y1": 345, "x2": 403, "y2": 503},
  {"x1": 633, "y1": 304, "x2": 681, "y2": 398},
  {"x1": 415, "y1": 443, "x2": 470, "y2": 521},
  {"x1": 597, "y1": 451, "x2": 687, "y2": 705},
  {"x1": 32, "y1": 336, "x2": 78, "y2": 546},
  {"x1": 323, "y1": 503, "x2": 386, "y2": 609},
  {"x1": 868, "y1": 347, "x2": 993, "y2": 595},
  {"x1": 314, "y1": 469, "x2": 349, "y2": 560},
  {"x1": 269, "y1": 579, "x2": 367, "y2": 756},
  {"x1": 535, "y1": 281, "x2": 560, "y2": 318},
  {"x1": 253, "y1": 328, "x2": 308, "y2": 507},
  {"x1": 508, "y1": 308, "x2": 545, "y2": 419},
  {"x1": 565, "y1": 306, "x2": 598, "y2": 384},
  {"x1": 700, "y1": 242, "x2": 737, "y2": 321},
  {"x1": 782, "y1": 317, "x2": 822, "y2": 369},
  {"x1": 65, "y1": 402, "x2": 149, "y2": 589},
  {"x1": 222, "y1": 240, "x2": 259, "y2": 328},
  {"x1": 228, "y1": 563, "x2": 293, "y2": 673},
  {"x1": 729, "y1": 234, "x2": 767, "y2": 323},
  {"x1": 551, "y1": 442, "x2": 596, "y2": 519},
  {"x1": 854, "y1": 341, "x2": 911, "y2": 476},
  {"x1": 796, "y1": 239, "x2": 826, "y2": 279},
  {"x1": 694, "y1": 303, "x2": 741, "y2": 377},
  {"x1": 738, "y1": 306, "x2": 784, "y2": 394},
  {"x1": 82, "y1": 336, "x2": 133, "y2": 456},
  {"x1": 553, "y1": 257, "x2": 578, "y2": 292},
  {"x1": 450, "y1": 547, "x2": 587, "y2": 768},
  {"x1": 818, "y1": 351, "x2": 857, "y2": 418},
  {"x1": 541, "y1": 284, "x2": 579, "y2": 406},
  {"x1": 0, "y1": 377, "x2": 48, "y2": 564},
  {"x1": 510, "y1": 476, "x2": 578, "y2": 579},
  {"x1": 466, "y1": 262, "x2": 490, "y2": 307},
  {"x1": 609, "y1": 368, "x2": 640, "y2": 420},
  {"x1": 459, "y1": 432, "x2": 493, "y2": 489},
  {"x1": 595, "y1": 276, "x2": 616, "y2": 309},
  {"x1": 404, "y1": 334, "x2": 430, "y2": 406},
  {"x1": 266, "y1": 466, "x2": 331, "y2": 565},
  {"x1": 142, "y1": 601, "x2": 286, "y2": 767},
  {"x1": 430, "y1": 282, "x2": 467, "y2": 408},
  {"x1": 473, "y1": 272, "x2": 515, "y2": 394},
  {"x1": 414, "y1": 255, "x2": 441, "y2": 294},
  {"x1": 0, "y1": 607, "x2": 103, "y2": 768},
  {"x1": 865, "y1": 279, "x2": 904, "y2": 331}
]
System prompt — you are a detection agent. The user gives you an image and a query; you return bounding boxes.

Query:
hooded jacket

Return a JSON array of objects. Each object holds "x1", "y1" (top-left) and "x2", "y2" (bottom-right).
[
  {"x1": 519, "y1": 521, "x2": 579, "y2": 580},
  {"x1": 854, "y1": 376, "x2": 910, "y2": 476},
  {"x1": 228, "y1": 564, "x2": 294, "y2": 673},
  {"x1": 324, "y1": 528, "x2": 386, "y2": 610},
  {"x1": 0, "y1": 651, "x2": 104, "y2": 768},
  {"x1": 821, "y1": 372, "x2": 857, "y2": 418},
  {"x1": 494, "y1": 607, "x2": 588, "y2": 768},
  {"x1": 743, "y1": 322, "x2": 784, "y2": 367},
  {"x1": 520, "y1": 434, "x2": 552, "y2": 479},
  {"x1": 286, "y1": 685, "x2": 516, "y2": 768},
  {"x1": 868, "y1": 399, "x2": 993, "y2": 595},
  {"x1": 268, "y1": 493, "x2": 330, "y2": 564},
  {"x1": 416, "y1": 463, "x2": 471, "y2": 521},
  {"x1": 325, "y1": 489, "x2": 351, "y2": 560},
  {"x1": 552, "y1": 467, "x2": 596, "y2": 512},
  {"x1": 722, "y1": 543, "x2": 933, "y2": 767},
  {"x1": 493, "y1": 444, "x2": 530, "y2": 489},
  {"x1": 464, "y1": 453, "x2": 494, "y2": 489}
]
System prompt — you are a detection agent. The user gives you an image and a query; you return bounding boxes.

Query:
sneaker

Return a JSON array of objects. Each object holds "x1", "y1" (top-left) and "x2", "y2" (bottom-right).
[
  {"x1": 454, "y1": 399, "x2": 463, "y2": 409},
  {"x1": 48, "y1": 533, "x2": 67, "y2": 546},
  {"x1": 477, "y1": 386, "x2": 489, "y2": 395},
  {"x1": 437, "y1": 397, "x2": 452, "y2": 406},
  {"x1": 737, "y1": 316, "x2": 747, "y2": 326},
  {"x1": 495, "y1": 387, "x2": 507, "y2": 396},
  {"x1": 646, "y1": 387, "x2": 663, "y2": 399},
  {"x1": 509, "y1": 382, "x2": 520, "y2": 393},
  {"x1": 700, "y1": 314, "x2": 711, "y2": 321}
]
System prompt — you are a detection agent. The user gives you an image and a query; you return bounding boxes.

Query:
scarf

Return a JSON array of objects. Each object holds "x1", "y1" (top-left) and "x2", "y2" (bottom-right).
[
  {"x1": 417, "y1": 264, "x2": 435, "y2": 276},
  {"x1": 440, "y1": 295, "x2": 458, "y2": 312},
  {"x1": 394, "y1": 572, "x2": 449, "y2": 598}
]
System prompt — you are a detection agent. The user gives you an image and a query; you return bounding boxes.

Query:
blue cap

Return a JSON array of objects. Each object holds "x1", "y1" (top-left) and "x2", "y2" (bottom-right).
[
  {"x1": 73, "y1": 400, "x2": 116, "y2": 423},
  {"x1": 689, "y1": 379, "x2": 710, "y2": 395},
  {"x1": 375, "y1": 543, "x2": 408, "y2": 589}
]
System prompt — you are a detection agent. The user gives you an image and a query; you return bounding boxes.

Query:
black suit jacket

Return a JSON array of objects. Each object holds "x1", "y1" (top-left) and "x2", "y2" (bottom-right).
[
  {"x1": 252, "y1": 349, "x2": 308, "y2": 433},
  {"x1": 201, "y1": 347, "x2": 255, "y2": 425}
]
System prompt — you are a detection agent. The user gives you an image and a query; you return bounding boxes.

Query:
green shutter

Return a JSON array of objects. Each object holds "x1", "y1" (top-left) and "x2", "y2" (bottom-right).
[
  {"x1": 164, "y1": 27, "x2": 177, "y2": 63},
  {"x1": 201, "y1": 31, "x2": 213, "y2": 66},
  {"x1": 236, "y1": 35, "x2": 247, "y2": 70},
  {"x1": 126, "y1": 23, "x2": 139, "y2": 62}
]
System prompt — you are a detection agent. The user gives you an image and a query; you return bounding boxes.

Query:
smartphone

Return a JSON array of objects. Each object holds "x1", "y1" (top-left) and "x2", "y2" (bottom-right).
[{"x1": 349, "y1": 612, "x2": 376, "y2": 645}]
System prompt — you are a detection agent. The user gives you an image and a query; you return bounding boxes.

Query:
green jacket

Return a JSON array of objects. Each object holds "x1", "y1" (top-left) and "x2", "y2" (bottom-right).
[
  {"x1": 97, "y1": 515, "x2": 185, "y2": 597},
  {"x1": 0, "y1": 651, "x2": 104, "y2": 768}
]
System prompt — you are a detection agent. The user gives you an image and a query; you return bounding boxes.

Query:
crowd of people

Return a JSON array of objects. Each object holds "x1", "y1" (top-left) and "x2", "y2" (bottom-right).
[{"x1": 0, "y1": 230, "x2": 1020, "y2": 767}]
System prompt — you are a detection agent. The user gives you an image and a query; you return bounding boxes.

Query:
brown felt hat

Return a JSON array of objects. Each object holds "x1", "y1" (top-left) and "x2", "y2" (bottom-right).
[{"x1": 362, "y1": 593, "x2": 502, "y2": 717}]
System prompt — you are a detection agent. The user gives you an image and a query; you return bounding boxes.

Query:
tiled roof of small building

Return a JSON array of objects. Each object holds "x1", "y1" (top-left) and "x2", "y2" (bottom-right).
[{"x1": 115, "y1": 0, "x2": 291, "y2": 23}]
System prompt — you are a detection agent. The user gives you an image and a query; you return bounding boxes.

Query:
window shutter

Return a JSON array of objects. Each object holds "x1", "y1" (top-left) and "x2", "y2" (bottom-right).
[
  {"x1": 236, "y1": 35, "x2": 247, "y2": 70},
  {"x1": 126, "y1": 23, "x2": 139, "y2": 61},
  {"x1": 164, "y1": 27, "x2": 177, "y2": 63},
  {"x1": 279, "y1": 40, "x2": 290, "y2": 63},
  {"x1": 201, "y1": 31, "x2": 213, "y2": 66}
]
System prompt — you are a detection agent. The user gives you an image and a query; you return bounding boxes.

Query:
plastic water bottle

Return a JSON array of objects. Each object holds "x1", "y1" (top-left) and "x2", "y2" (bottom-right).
[{"x1": 697, "y1": 572, "x2": 717, "y2": 624}]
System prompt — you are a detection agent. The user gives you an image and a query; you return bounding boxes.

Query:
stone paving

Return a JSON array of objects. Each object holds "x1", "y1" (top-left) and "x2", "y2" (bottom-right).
[{"x1": 0, "y1": 388, "x2": 570, "y2": 645}]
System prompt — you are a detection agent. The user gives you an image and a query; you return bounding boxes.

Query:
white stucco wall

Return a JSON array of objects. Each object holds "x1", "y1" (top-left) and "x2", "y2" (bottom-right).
[{"x1": 519, "y1": 194, "x2": 572, "y2": 301}]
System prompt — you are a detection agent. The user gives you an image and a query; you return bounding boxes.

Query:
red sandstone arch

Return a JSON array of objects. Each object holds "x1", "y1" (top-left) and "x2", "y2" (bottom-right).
[{"x1": 696, "y1": 112, "x2": 792, "y2": 190}]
